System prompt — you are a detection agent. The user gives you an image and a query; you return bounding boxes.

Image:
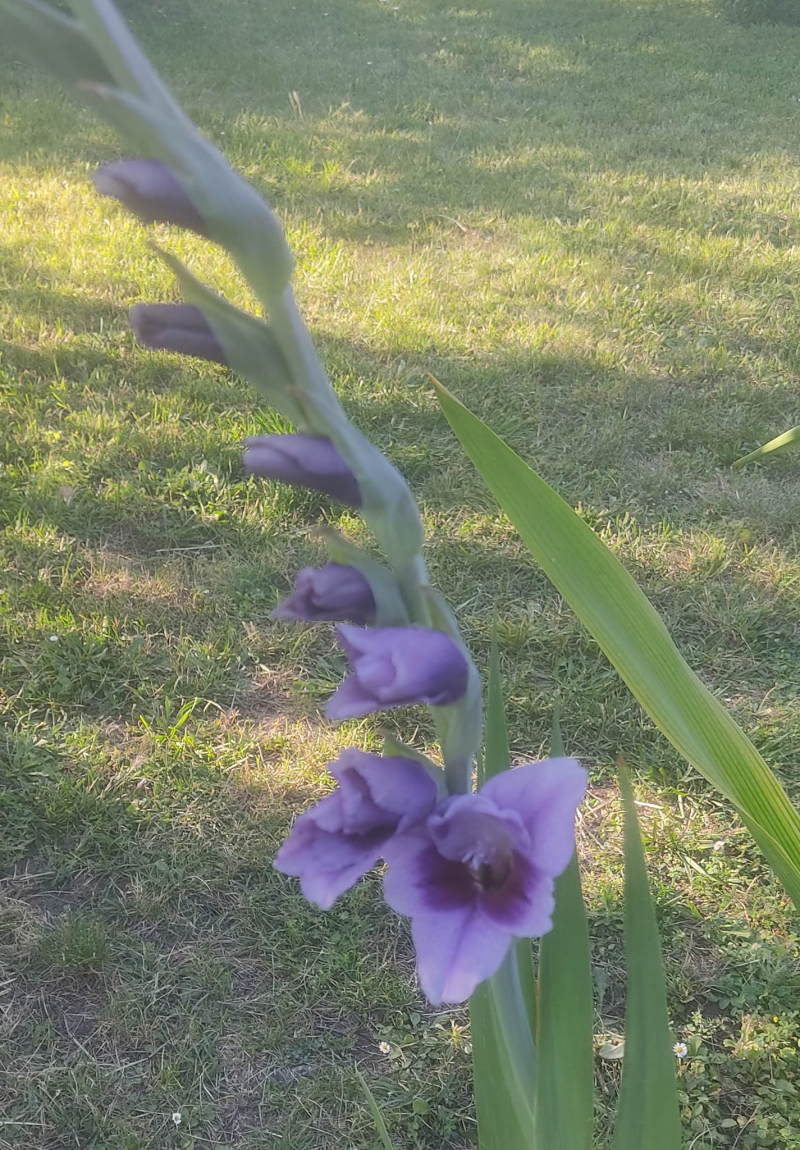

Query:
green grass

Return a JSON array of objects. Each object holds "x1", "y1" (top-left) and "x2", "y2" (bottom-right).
[{"x1": 3, "y1": 0, "x2": 800, "y2": 1145}]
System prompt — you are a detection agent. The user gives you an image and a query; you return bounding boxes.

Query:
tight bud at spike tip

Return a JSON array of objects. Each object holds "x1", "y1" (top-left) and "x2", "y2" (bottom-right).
[
  {"x1": 130, "y1": 303, "x2": 227, "y2": 363},
  {"x1": 244, "y1": 435, "x2": 362, "y2": 506},
  {"x1": 93, "y1": 160, "x2": 207, "y2": 235}
]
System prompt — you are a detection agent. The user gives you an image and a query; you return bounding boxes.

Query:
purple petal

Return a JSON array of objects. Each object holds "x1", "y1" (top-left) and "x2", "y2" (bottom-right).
[
  {"x1": 130, "y1": 303, "x2": 227, "y2": 363},
  {"x1": 93, "y1": 159, "x2": 207, "y2": 235},
  {"x1": 299, "y1": 855, "x2": 383, "y2": 910},
  {"x1": 274, "y1": 812, "x2": 388, "y2": 910},
  {"x1": 411, "y1": 909, "x2": 513, "y2": 1004},
  {"x1": 479, "y1": 853, "x2": 556, "y2": 936},
  {"x1": 330, "y1": 749, "x2": 437, "y2": 823},
  {"x1": 325, "y1": 674, "x2": 382, "y2": 719},
  {"x1": 428, "y1": 794, "x2": 530, "y2": 862},
  {"x1": 481, "y1": 758, "x2": 587, "y2": 877},
  {"x1": 274, "y1": 750, "x2": 437, "y2": 909},
  {"x1": 383, "y1": 828, "x2": 476, "y2": 917},
  {"x1": 326, "y1": 626, "x2": 469, "y2": 718}
]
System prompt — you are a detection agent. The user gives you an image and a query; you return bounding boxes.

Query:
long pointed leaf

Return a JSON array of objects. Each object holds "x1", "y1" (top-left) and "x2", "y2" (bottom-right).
[
  {"x1": 614, "y1": 768, "x2": 682, "y2": 1149},
  {"x1": 354, "y1": 1068, "x2": 396, "y2": 1150},
  {"x1": 470, "y1": 637, "x2": 537, "y2": 1150},
  {"x1": 534, "y1": 716, "x2": 594, "y2": 1149},
  {"x1": 734, "y1": 425, "x2": 800, "y2": 467},
  {"x1": 433, "y1": 381, "x2": 800, "y2": 907}
]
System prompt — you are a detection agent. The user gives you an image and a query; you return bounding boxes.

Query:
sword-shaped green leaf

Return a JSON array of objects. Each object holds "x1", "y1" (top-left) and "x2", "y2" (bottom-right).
[
  {"x1": 614, "y1": 767, "x2": 682, "y2": 1150},
  {"x1": 734, "y1": 425, "x2": 800, "y2": 467},
  {"x1": 434, "y1": 380, "x2": 800, "y2": 907},
  {"x1": 534, "y1": 715, "x2": 594, "y2": 1149},
  {"x1": 469, "y1": 637, "x2": 537, "y2": 1150}
]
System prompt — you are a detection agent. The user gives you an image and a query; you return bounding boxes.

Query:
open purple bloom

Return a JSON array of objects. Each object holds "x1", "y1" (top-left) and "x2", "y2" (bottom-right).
[
  {"x1": 130, "y1": 303, "x2": 226, "y2": 363},
  {"x1": 274, "y1": 749, "x2": 438, "y2": 909},
  {"x1": 383, "y1": 757, "x2": 587, "y2": 1004},
  {"x1": 93, "y1": 160, "x2": 207, "y2": 235},
  {"x1": 244, "y1": 435, "x2": 362, "y2": 507},
  {"x1": 326, "y1": 625, "x2": 469, "y2": 719},
  {"x1": 273, "y1": 563, "x2": 376, "y2": 624}
]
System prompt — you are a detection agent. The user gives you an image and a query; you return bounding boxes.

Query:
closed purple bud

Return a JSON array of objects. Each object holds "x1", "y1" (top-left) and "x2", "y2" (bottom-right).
[
  {"x1": 273, "y1": 563, "x2": 376, "y2": 624},
  {"x1": 129, "y1": 303, "x2": 227, "y2": 364},
  {"x1": 326, "y1": 625, "x2": 469, "y2": 719},
  {"x1": 93, "y1": 160, "x2": 207, "y2": 235},
  {"x1": 244, "y1": 435, "x2": 362, "y2": 507}
]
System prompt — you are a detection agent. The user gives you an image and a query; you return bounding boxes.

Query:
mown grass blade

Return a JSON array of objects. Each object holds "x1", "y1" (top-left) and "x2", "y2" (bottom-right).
[
  {"x1": 470, "y1": 635, "x2": 537, "y2": 1150},
  {"x1": 614, "y1": 767, "x2": 682, "y2": 1150},
  {"x1": 534, "y1": 715, "x2": 594, "y2": 1149},
  {"x1": 433, "y1": 381, "x2": 800, "y2": 907},
  {"x1": 733, "y1": 425, "x2": 800, "y2": 467},
  {"x1": 354, "y1": 1068, "x2": 396, "y2": 1150}
]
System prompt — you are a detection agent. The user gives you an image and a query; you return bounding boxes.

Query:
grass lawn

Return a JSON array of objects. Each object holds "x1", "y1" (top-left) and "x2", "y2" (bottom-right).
[{"x1": 3, "y1": 0, "x2": 800, "y2": 1145}]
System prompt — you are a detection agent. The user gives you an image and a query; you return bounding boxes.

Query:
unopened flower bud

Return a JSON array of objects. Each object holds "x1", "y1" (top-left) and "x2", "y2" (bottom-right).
[
  {"x1": 326, "y1": 625, "x2": 469, "y2": 718},
  {"x1": 273, "y1": 564, "x2": 376, "y2": 624},
  {"x1": 244, "y1": 435, "x2": 362, "y2": 507},
  {"x1": 93, "y1": 160, "x2": 207, "y2": 235},
  {"x1": 129, "y1": 303, "x2": 226, "y2": 363}
]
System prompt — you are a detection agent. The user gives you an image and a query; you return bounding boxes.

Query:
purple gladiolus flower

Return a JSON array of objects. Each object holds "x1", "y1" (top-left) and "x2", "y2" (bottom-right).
[
  {"x1": 130, "y1": 303, "x2": 226, "y2": 363},
  {"x1": 244, "y1": 434, "x2": 362, "y2": 507},
  {"x1": 273, "y1": 563, "x2": 376, "y2": 624},
  {"x1": 383, "y1": 757, "x2": 587, "y2": 1004},
  {"x1": 326, "y1": 625, "x2": 469, "y2": 719},
  {"x1": 93, "y1": 159, "x2": 207, "y2": 235},
  {"x1": 274, "y1": 749, "x2": 438, "y2": 909}
]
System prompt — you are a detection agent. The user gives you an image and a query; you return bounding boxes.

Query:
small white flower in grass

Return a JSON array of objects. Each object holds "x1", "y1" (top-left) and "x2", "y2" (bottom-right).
[
  {"x1": 673, "y1": 1042, "x2": 688, "y2": 1059},
  {"x1": 379, "y1": 1041, "x2": 391, "y2": 1054},
  {"x1": 712, "y1": 840, "x2": 725, "y2": 852},
  {"x1": 171, "y1": 1111, "x2": 182, "y2": 1127}
]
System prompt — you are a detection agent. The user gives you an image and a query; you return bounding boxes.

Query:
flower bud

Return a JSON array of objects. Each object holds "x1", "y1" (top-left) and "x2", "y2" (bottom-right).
[
  {"x1": 326, "y1": 625, "x2": 469, "y2": 718},
  {"x1": 244, "y1": 435, "x2": 362, "y2": 507},
  {"x1": 273, "y1": 563, "x2": 376, "y2": 624},
  {"x1": 93, "y1": 160, "x2": 207, "y2": 235},
  {"x1": 129, "y1": 303, "x2": 227, "y2": 363}
]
